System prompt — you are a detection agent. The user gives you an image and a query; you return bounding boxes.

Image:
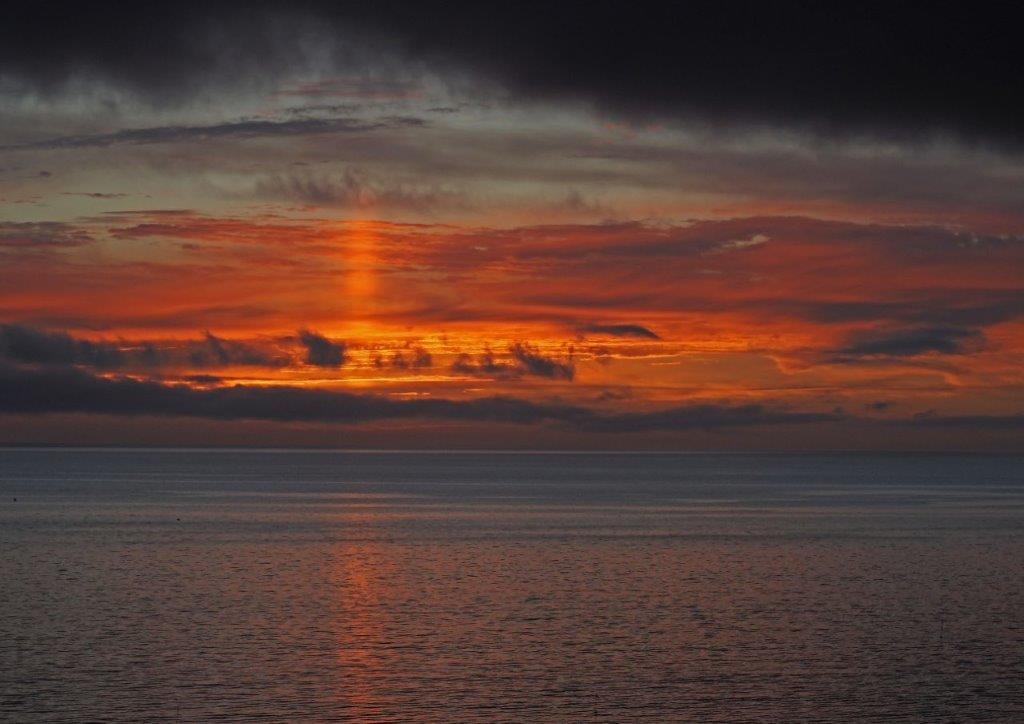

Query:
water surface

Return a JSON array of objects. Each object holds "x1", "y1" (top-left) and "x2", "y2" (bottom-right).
[{"x1": 2, "y1": 450, "x2": 1022, "y2": 721}]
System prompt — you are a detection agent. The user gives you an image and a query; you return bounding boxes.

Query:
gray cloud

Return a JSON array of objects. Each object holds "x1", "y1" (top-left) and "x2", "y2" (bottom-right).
[
  {"x1": 275, "y1": 78, "x2": 422, "y2": 100},
  {"x1": 61, "y1": 192, "x2": 131, "y2": 199},
  {"x1": 250, "y1": 168, "x2": 458, "y2": 210},
  {"x1": 0, "y1": 222, "x2": 93, "y2": 248}
]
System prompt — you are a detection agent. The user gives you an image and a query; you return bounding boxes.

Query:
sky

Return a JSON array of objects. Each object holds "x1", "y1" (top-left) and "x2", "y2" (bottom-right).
[{"x1": 1, "y1": 3, "x2": 1022, "y2": 449}]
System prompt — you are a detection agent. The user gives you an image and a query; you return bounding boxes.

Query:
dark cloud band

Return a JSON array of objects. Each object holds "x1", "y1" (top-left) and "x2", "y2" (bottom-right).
[
  {"x1": 0, "y1": 362, "x2": 839, "y2": 432},
  {"x1": 4, "y1": 4, "x2": 1023, "y2": 144}
]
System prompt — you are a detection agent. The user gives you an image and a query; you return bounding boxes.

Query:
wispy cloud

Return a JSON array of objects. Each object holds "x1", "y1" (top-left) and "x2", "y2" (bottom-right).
[
  {"x1": 0, "y1": 222, "x2": 93, "y2": 248},
  {"x1": 1, "y1": 117, "x2": 425, "y2": 151},
  {"x1": 248, "y1": 169, "x2": 461, "y2": 211}
]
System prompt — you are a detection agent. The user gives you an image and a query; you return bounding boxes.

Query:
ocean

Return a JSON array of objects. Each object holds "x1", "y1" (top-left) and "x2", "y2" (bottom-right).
[{"x1": 1, "y1": 449, "x2": 1022, "y2": 721}]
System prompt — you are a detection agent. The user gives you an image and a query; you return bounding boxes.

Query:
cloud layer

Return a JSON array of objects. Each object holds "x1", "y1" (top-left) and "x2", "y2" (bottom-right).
[
  {"x1": 3, "y1": 4, "x2": 1022, "y2": 143},
  {"x1": 2, "y1": 8, "x2": 1022, "y2": 449},
  {"x1": 0, "y1": 362, "x2": 840, "y2": 432}
]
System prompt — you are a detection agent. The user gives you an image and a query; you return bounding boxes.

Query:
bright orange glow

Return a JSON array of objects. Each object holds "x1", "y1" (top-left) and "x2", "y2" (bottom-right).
[
  {"x1": 2, "y1": 209, "x2": 1023, "y2": 448},
  {"x1": 343, "y1": 219, "x2": 378, "y2": 312}
]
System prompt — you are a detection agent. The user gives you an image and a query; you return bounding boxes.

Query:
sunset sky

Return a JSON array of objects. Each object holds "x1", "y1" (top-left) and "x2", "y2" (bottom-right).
[{"x1": 2, "y1": 4, "x2": 1022, "y2": 449}]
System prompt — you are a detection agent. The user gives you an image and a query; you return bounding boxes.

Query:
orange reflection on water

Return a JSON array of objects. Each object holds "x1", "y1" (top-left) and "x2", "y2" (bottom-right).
[{"x1": 331, "y1": 536, "x2": 388, "y2": 717}]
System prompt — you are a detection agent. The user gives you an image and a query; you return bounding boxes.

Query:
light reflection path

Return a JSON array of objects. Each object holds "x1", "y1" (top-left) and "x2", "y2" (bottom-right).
[{"x1": 332, "y1": 537, "x2": 387, "y2": 718}]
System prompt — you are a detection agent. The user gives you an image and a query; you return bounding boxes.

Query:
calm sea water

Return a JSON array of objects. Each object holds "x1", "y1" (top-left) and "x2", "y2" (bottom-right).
[{"x1": 1, "y1": 449, "x2": 1022, "y2": 722}]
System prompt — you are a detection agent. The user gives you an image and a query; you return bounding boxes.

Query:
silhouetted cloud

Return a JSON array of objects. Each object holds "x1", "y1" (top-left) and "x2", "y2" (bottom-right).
[
  {"x1": 578, "y1": 324, "x2": 660, "y2": 339},
  {"x1": 830, "y1": 326, "x2": 985, "y2": 361},
  {"x1": 790, "y1": 294, "x2": 1024, "y2": 328},
  {"x1": 0, "y1": 325, "x2": 287, "y2": 370},
  {"x1": 0, "y1": 362, "x2": 842, "y2": 432},
  {"x1": 451, "y1": 350, "x2": 515, "y2": 378},
  {"x1": 451, "y1": 344, "x2": 574, "y2": 381},
  {"x1": 0, "y1": 324, "x2": 123, "y2": 368},
  {"x1": 509, "y1": 342, "x2": 575, "y2": 380},
  {"x1": 190, "y1": 332, "x2": 285, "y2": 368},
  {"x1": 298, "y1": 329, "x2": 345, "y2": 367}
]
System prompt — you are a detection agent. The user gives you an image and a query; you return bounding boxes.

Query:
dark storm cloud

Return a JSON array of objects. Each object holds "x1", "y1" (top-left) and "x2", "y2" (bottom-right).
[
  {"x1": 830, "y1": 327, "x2": 986, "y2": 361},
  {"x1": 0, "y1": 362, "x2": 840, "y2": 432},
  {"x1": 578, "y1": 324, "x2": 660, "y2": 340},
  {"x1": 2, "y1": 4, "x2": 1022, "y2": 143},
  {"x1": 1, "y1": 117, "x2": 422, "y2": 152},
  {"x1": 298, "y1": 330, "x2": 345, "y2": 367},
  {"x1": 346, "y1": 4, "x2": 1024, "y2": 143}
]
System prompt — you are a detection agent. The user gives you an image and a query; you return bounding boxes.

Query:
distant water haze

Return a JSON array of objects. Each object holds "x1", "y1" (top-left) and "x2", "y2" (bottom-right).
[{"x1": 2, "y1": 450, "x2": 1023, "y2": 720}]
